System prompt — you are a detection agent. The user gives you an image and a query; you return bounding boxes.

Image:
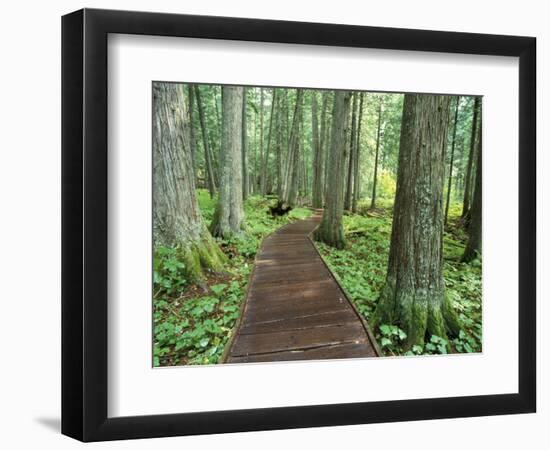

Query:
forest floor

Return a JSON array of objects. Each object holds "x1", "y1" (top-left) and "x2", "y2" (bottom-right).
[{"x1": 153, "y1": 193, "x2": 482, "y2": 366}]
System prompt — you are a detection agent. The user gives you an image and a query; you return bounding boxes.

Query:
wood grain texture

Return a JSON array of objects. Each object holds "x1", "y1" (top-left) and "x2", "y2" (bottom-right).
[{"x1": 224, "y1": 211, "x2": 378, "y2": 363}]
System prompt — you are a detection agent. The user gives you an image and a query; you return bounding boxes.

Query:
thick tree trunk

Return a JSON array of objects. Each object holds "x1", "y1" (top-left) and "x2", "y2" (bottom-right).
[
  {"x1": 194, "y1": 85, "x2": 217, "y2": 198},
  {"x1": 311, "y1": 91, "x2": 324, "y2": 208},
  {"x1": 462, "y1": 111, "x2": 482, "y2": 262},
  {"x1": 153, "y1": 83, "x2": 226, "y2": 282},
  {"x1": 313, "y1": 91, "x2": 352, "y2": 249},
  {"x1": 241, "y1": 87, "x2": 249, "y2": 200},
  {"x1": 462, "y1": 97, "x2": 480, "y2": 219},
  {"x1": 210, "y1": 87, "x2": 245, "y2": 238},
  {"x1": 352, "y1": 93, "x2": 365, "y2": 213},
  {"x1": 444, "y1": 96, "x2": 460, "y2": 225},
  {"x1": 372, "y1": 94, "x2": 460, "y2": 349},
  {"x1": 344, "y1": 93, "x2": 358, "y2": 211},
  {"x1": 370, "y1": 99, "x2": 383, "y2": 209},
  {"x1": 279, "y1": 89, "x2": 304, "y2": 208}
]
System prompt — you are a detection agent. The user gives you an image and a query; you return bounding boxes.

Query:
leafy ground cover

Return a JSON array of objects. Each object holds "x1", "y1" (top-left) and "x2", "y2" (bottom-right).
[
  {"x1": 153, "y1": 191, "x2": 312, "y2": 366},
  {"x1": 316, "y1": 201, "x2": 482, "y2": 357}
]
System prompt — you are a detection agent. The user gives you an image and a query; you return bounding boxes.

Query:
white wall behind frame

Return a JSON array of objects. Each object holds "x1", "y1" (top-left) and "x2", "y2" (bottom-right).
[{"x1": 1, "y1": 1, "x2": 545, "y2": 450}]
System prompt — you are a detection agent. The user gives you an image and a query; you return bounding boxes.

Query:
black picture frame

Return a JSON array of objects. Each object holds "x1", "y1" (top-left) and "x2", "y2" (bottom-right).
[{"x1": 62, "y1": 8, "x2": 536, "y2": 442}]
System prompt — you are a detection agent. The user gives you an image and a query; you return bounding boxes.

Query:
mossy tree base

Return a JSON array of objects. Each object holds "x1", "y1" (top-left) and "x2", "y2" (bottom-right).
[
  {"x1": 372, "y1": 278, "x2": 461, "y2": 349},
  {"x1": 209, "y1": 206, "x2": 245, "y2": 240},
  {"x1": 178, "y1": 232, "x2": 227, "y2": 285},
  {"x1": 313, "y1": 221, "x2": 346, "y2": 250}
]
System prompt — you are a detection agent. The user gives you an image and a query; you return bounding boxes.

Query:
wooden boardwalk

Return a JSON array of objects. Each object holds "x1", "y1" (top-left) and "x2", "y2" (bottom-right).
[{"x1": 223, "y1": 211, "x2": 379, "y2": 363}]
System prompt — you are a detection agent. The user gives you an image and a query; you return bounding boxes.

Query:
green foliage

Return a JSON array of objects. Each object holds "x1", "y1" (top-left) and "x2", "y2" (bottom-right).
[
  {"x1": 196, "y1": 188, "x2": 217, "y2": 223},
  {"x1": 378, "y1": 324, "x2": 407, "y2": 353},
  {"x1": 153, "y1": 192, "x2": 312, "y2": 366},
  {"x1": 424, "y1": 335, "x2": 449, "y2": 355},
  {"x1": 153, "y1": 280, "x2": 244, "y2": 365},
  {"x1": 153, "y1": 246, "x2": 187, "y2": 297},
  {"x1": 377, "y1": 170, "x2": 397, "y2": 200}
]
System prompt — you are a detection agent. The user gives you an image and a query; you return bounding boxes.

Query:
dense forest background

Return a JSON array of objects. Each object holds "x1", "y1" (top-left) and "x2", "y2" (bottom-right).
[{"x1": 153, "y1": 83, "x2": 482, "y2": 366}]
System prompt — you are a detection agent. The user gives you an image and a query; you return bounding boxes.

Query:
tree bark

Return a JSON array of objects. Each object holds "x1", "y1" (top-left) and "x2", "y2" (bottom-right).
[
  {"x1": 187, "y1": 84, "x2": 198, "y2": 182},
  {"x1": 311, "y1": 91, "x2": 324, "y2": 208},
  {"x1": 344, "y1": 93, "x2": 358, "y2": 211},
  {"x1": 462, "y1": 109, "x2": 482, "y2": 262},
  {"x1": 194, "y1": 85, "x2": 217, "y2": 198},
  {"x1": 262, "y1": 89, "x2": 276, "y2": 195},
  {"x1": 258, "y1": 88, "x2": 265, "y2": 194},
  {"x1": 275, "y1": 90, "x2": 283, "y2": 198},
  {"x1": 462, "y1": 97, "x2": 481, "y2": 219},
  {"x1": 322, "y1": 92, "x2": 332, "y2": 204},
  {"x1": 241, "y1": 87, "x2": 249, "y2": 200},
  {"x1": 153, "y1": 83, "x2": 226, "y2": 282},
  {"x1": 313, "y1": 91, "x2": 352, "y2": 249},
  {"x1": 444, "y1": 96, "x2": 460, "y2": 225},
  {"x1": 317, "y1": 92, "x2": 329, "y2": 206},
  {"x1": 210, "y1": 87, "x2": 245, "y2": 238},
  {"x1": 352, "y1": 93, "x2": 365, "y2": 213},
  {"x1": 372, "y1": 94, "x2": 460, "y2": 349},
  {"x1": 279, "y1": 89, "x2": 304, "y2": 208},
  {"x1": 370, "y1": 98, "x2": 383, "y2": 209}
]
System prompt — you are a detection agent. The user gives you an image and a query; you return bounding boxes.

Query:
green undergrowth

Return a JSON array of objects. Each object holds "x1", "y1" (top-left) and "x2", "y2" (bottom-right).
[
  {"x1": 315, "y1": 201, "x2": 482, "y2": 357},
  {"x1": 153, "y1": 190, "x2": 312, "y2": 366}
]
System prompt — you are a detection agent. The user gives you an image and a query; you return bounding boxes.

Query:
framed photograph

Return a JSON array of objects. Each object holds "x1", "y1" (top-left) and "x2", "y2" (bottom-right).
[{"x1": 62, "y1": 8, "x2": 536, "y2": 441}]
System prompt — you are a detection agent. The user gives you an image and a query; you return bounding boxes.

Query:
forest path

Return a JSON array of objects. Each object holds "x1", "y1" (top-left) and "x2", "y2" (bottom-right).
[{"x1": 223, "y1": 210, "x2": 379, "y2": 363}]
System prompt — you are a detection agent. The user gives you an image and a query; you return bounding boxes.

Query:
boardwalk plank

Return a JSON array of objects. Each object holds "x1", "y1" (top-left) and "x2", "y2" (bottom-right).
[
  {"x1": 231, "y1": 322, "x2": 367, "y2": 356},
  {"x1": 228, "y1": 342, "x2": 377, "y2": 363}
]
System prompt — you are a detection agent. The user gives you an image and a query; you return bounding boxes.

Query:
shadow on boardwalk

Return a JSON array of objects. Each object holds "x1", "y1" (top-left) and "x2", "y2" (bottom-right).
[{"x1": 223, "y1": 211, "x2": 379, "y2": 363}]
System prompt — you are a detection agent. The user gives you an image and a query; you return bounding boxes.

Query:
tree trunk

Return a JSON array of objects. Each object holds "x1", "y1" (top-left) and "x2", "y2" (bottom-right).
[
  {"x1": 352, "y1": 93, "x2": 365, "y2": 213},
  {"x1": 462, "y1": 97, "x2": 481, "y2": 219},
  {"x1": 252, "y1": 102, "x2": 258, "y2": 194},
  {"x1": 210, "y1": 87, "x2": 245, "y2": 238},
  {"x1": 262, "y1": 89, "x2": 276, "y2": 195},
  {"x1": 311, "y1": 91, "x2": 324, "y2": 208},
  {"x1": 187, "y1": 84, "x2": 198, "y2": 182},
  {"x1": 153, "y1": 83, "x2": 226, "y2": 282},
  {"x1": 313, "y1": 91, "x2": 352, "y2": 249},
  {"x1": 194, "y1": 85, "x2": 217, "y2": 198},
  {"x1": 372, "y1": 94, "x2": 460, "y2": 349},
  {"x1": 275, "y1": 90, "x2": 283, "y2": 198},
  {"x1": 444, "y1": 96, "x2": 460, "y2": 225},
  {"x1": 462, "y1": 110, "x2": 482, "y2": 262},
  {"x1": 258, "y1": 88, "x2": 266, "y2": 194},
  {"x1": 370, "y1": 98, "x2": 383, "y2": 209},
  {"x1": 318, "y1": 92, "x2": 329, "y2": 206},
  {"x1": 323, "y1": 92, "x2": 334, "y2": 201},
  {"x1": 279, "y1": 89, "x2": 304, "y2": 208},
  {"x1": 344, "y1": 93, "x2": 358, "y2": 210},
  {"x1": 241, "y1": 87, "x2": 249, "y2": 200}
]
